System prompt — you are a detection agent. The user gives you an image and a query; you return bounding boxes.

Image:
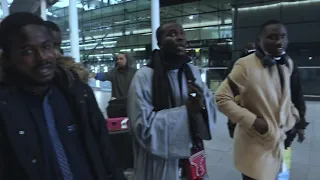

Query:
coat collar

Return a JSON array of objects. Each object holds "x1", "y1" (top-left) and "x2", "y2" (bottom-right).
[{"x1": 255, "y1": 47, "x2": 289, "y2": 68}]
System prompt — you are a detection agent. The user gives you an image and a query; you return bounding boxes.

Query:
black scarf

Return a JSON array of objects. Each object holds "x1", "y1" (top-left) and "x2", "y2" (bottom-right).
[
  {"x1": 147, "y1": 50, "x2": 192, "y2": 111},
  {"x1": 255, "y1": 45, "x2": 289, "y2": 68}
]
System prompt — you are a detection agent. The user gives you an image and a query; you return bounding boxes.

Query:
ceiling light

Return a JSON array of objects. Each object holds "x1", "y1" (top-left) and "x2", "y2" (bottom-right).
[{"x1": 189, "y1": 15, "x2": 194, "y2": 20}]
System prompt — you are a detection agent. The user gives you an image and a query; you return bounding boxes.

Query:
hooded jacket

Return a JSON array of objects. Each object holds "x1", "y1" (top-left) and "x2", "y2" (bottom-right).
[
  {"x1": 56, "y1": 56, "x2": 89, "y2": 83},
  {"x1": 95, "y1": 55, "x2": 136, "y2": 98}
]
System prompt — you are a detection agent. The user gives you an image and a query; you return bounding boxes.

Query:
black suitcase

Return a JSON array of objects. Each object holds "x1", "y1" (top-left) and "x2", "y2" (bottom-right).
[
  {"x1": 106, "y1": 97, "x2": 127, "y2": 118},
  {"x1": 107, "y1": 118, "x2": 134, "y2": 171}
]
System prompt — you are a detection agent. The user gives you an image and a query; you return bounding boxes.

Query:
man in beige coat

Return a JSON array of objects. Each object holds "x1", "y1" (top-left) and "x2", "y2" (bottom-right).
[{"x1": 215, "y1": 20, "x2": 300, "y2": 180}]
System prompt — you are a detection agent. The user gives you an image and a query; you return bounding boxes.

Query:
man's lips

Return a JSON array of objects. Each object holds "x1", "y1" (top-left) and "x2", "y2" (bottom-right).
[
  {"x1": 35, "y1": 64, "x2": 53, "y2": 76},
  {"x1": 276, "y1": 47, "x2": 284, "y2": 53}
]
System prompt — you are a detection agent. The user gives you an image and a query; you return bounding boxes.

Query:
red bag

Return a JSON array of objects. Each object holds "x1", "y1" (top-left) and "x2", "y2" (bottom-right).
[
  {"x1": 107, "y1": 117, "x2": 129, "y2": 132},
  {"x1": 184, "y1": 137, "x2": 207, "y2": 180}
]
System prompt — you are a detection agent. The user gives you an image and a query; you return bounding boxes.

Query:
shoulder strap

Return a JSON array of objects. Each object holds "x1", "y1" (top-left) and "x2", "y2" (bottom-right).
[{"x1": 227, "y1": 77, "x2": 239, "y2": 97}]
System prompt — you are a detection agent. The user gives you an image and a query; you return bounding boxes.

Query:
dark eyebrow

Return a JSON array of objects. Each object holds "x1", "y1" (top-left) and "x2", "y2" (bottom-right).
[{"x1": 19, "y1": 39, "x2": 52, "y2": 47}]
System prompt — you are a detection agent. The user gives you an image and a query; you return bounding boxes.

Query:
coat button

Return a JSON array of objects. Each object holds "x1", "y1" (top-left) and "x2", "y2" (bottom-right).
[
  {"x1": 0, "y1": 101, "x2": 7, "y2": 105},
  {"x1": 31, "y1": 159, "x2": 37, "y2": 164},
  {"x1": 280, "y1": 125, "x2": 284, "y2": 129},
  {"x1": 18, "y1": 131, "x2": 25, "y2": 135},
  {"x1": 84, "y1": 93, "x2": 88, "y2": 97}
]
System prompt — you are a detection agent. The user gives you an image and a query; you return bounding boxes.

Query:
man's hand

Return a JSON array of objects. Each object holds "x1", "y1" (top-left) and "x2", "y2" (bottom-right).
[
  {"x1": 253, "y1": 117, "x2": 268, "y2": 135},
  {"x1": 296, "y1": 129, "x2": 305, "y2": 143},
  {"x1": 186, "y1": 82, "x2": 204, "y2": 113}
]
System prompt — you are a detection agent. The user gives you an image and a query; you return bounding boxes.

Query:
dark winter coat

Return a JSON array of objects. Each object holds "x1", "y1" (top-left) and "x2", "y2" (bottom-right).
[{"x1": 0, "y1": 67, "x2": 126, "y2": 180}]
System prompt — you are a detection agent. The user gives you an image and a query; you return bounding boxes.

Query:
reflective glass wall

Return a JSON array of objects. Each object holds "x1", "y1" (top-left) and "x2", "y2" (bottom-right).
[{"x1": 48, "y1": 0, "x2": 232, "y2": 73}]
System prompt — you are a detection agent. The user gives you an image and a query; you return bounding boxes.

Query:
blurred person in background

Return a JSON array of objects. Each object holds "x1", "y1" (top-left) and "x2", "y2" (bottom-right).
[
  {"x1": 127, "y1": 22, "x2": 216, "y2": 180},
  {"x1": 45, "y1": 20, "x2": 89, "y2": 83},
  {"x1": 0, "y1": 12, "x2": 125, "y2": 180},
  {"x1": 93, "y1": 53, "x2": 137, "y2": 98},
  {"x1": 215, "y1": 20, "x2": 307, "y2": 180},
  {"x1": 44, "y1": 21, "x2": 63, "y2": 54}
]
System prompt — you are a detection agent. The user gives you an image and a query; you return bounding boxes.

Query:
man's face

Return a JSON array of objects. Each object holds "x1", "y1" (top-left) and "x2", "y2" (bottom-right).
[
  {"x1": 159, "y1": 23, "x2": 187, "y2": 56},
  {"x1": 9, "y1": 24, "x2": 56, "y2": 85},
  {"x1": 116, "y1": 54, "x2": 127, "y2": 68},
  {"x1": 259, "y1": 24, "x2": 288, "y2": 57},
  {"x1": 51, "y1": 30, "x2": 62, "y2": 52}
]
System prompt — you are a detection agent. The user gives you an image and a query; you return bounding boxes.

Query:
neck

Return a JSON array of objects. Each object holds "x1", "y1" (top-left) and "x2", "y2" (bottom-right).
[
  {"x1": 163, "y1": 51, "x2": 184, "y2": 61},
  {"x1": 161, "y1": 51, "x2": 190, "y2": 70},
  {"x1": 5, "y1": 71, "x2": 51, "y2": 95},
  {"x1": 117, "y1": 66, "x2": 127, "y2": 71}
]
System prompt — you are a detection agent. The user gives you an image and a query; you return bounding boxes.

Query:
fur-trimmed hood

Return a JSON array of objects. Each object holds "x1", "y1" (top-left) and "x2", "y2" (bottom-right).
[{"x1": 56, "y1": 56, "x2": 89, "y2": 83}]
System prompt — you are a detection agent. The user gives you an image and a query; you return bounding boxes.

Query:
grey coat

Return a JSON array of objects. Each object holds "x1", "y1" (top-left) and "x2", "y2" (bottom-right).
[{"x1": 127, "y1": 64, "x2": 216, "y2": 180}]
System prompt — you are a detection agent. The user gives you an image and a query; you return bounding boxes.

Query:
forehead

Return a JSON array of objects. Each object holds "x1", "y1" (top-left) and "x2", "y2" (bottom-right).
[
  {"x1": 263, "y1": 24, "x2": 287, "y2": 35},
  {"x1": 162, "y1": 23, "x2": 184, "y2": 32},
  {"x1": 15, "y1": 24, "x2": 51, "y2": 45},
  {"x1": 118, "y1": 54, "x2": 126, "y2": 58}
]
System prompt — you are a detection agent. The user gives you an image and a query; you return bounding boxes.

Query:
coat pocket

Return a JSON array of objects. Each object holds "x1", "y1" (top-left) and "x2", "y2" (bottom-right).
[{"x1": 245, "y1": 119, "x2": 277, "y2": 150}]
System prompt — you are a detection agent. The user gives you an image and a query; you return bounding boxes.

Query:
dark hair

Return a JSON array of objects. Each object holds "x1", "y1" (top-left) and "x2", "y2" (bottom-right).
[
  {"x1": 156, "y1": 25, "x2": 165, "y2": 43},
  {"x1": 156, "y1": 21, "x2": 178, "y2": 44},
  {"x1": 0, "y1": 12, "x2": 47, "y2": 58},
  {"x1": 258, "y1": 20, "x2": 283, "y2": 36},
  {"x1": 117, "y1": 52, "x2": 133, "y2": 68},
  {"x1": 44, "y1": 21, "x2": 61, "y2": 32}
]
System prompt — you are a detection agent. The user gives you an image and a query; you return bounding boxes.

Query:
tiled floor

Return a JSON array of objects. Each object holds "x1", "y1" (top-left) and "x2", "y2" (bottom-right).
[{"x1": 94, "y1": 90, "x2": 320, "y2": 180}]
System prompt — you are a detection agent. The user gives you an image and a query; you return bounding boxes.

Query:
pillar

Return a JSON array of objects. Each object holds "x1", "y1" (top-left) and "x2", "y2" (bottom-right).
[
  {"x1": 69, "y1": 0, "x2": 80, "y2": 62},
  {"x1": 151, "y1": 0, "x2": 160, "y2": 50},
  {"x1": 1, "y1": 0, "x2": 9, "y2": 18},
  {"x1": 232, "y1": 7, "x2": 238, "y2": 61},
  {"x1": 40, "y1": 0, "x2": 47, "y2": 20}
]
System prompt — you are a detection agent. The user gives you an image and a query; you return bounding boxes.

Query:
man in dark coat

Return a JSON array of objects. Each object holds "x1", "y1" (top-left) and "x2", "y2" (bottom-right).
[{"x1": 0, "y1": 12, "x2": 125, "y2": 180}]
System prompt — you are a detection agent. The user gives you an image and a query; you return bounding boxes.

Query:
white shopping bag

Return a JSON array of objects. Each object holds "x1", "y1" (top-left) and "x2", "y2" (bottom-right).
[{"x1": 277, "y1": 148, "x2": 291, "y2": 180}]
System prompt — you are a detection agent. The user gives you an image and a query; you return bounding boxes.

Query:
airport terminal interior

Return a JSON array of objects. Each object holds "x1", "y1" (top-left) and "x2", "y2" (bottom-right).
[{"x1": 2, "y1": 0, "x2": 320, "y2": 179}]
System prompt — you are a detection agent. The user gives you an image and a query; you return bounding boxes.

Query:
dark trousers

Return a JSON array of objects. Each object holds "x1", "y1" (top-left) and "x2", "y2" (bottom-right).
[{"x1": 242, "y1": 174, "x2": 256, "y2": 180}]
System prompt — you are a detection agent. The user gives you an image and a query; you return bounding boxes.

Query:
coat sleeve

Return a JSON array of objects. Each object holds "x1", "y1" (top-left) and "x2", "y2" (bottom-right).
[
  {"x1": 85, "y1": 86, "x2": 126, "y2": 180},
  {"x1": 290, "y1": 62, "x2": 308, "y2": 129},
  {"x1": 95, "y1": 70, "x2": 114, "y2": 81},
  {"x1": 215, "y1": 61, "x2": 257, "y2": 129},
  {"x1": 127, "y1": 68, "x2": 192, "y2": 159}
]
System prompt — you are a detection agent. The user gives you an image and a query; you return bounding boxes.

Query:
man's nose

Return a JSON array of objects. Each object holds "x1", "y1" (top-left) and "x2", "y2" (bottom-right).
[
  {"x1": 177, "y1": 33, "x2": 186, "y2": 41},
  {"x1": 37, "y1": 50, "x2": 49, "y2": 61},
  {"x1": 276, "y1": 39, "x2": 283, "y2": 46}
]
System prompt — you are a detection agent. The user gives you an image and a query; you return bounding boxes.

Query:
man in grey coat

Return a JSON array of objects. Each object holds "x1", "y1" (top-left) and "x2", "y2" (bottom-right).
[{"x1": 127, "y1": 22, "x2": 216, "y2": 180}]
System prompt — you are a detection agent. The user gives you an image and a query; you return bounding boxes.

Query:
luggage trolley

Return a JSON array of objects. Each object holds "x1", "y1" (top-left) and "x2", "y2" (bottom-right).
[{"x1": 107, "y1": 117, "x2": 134, "y2": 179}]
